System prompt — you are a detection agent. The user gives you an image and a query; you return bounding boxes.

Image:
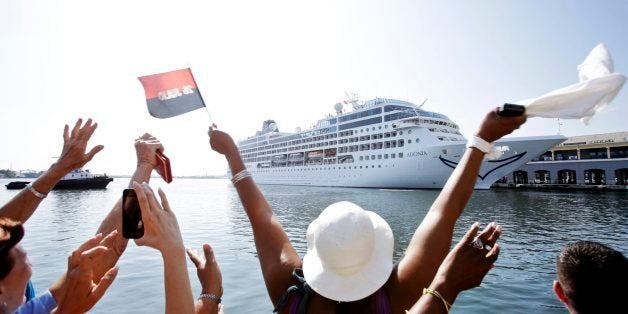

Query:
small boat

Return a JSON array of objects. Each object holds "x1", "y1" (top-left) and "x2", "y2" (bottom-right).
[
  {"x1": 5, "y1": 169, "x2": 113, "y2": 190},
  {"x1": 5, "y1": 181, "x2": 30, "y2": 189}
]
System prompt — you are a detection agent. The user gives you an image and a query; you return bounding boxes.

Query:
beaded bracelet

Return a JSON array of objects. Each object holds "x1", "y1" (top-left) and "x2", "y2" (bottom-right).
[{"x1": 198, "y1": 292, "x2": 221, "y2": 304}]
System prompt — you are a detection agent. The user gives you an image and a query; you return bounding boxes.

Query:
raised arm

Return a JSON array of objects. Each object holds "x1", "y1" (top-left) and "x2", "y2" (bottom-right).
[
  {"x1": 133, "y1": 182, "x2": 194, "y2": 314},
  {"x1": 209, "y1": 127, "x2": 301, "y2": 304},
  {"x1": 91, "y1": 134, "x2": 164, "y2": 282},
  {"x1": 390, "y1": 109, "x2": 525, "y2": 310},
  {"x1": 0, "y1": 118, "x2": 103, "y2": 223}
]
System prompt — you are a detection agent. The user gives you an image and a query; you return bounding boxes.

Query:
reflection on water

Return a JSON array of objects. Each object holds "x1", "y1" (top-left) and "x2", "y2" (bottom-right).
[{"x1": 1, "y1": 179, "x2": 626, "y2": 313}]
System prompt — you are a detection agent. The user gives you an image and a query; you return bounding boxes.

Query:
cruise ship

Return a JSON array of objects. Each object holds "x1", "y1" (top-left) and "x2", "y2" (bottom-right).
[{"x1": 236, "y1": 97, "x2": 566, "y2": 189}]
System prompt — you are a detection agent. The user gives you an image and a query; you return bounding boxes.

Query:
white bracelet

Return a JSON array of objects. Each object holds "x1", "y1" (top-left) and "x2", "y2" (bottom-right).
[
  {"x1": 231, "y1": 169, "x2": 251, "y2": 185},
  {"x1": 25, "y1": 184, "x2": 47, "y2": 199},
  {"x1": 466, "y1": 135, "x2": 493, "y2": 154}
]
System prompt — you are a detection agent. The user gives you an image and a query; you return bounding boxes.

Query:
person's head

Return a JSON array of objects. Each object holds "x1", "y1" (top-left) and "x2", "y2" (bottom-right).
[
  {"x1": 302, "y1": 201, "x2": 394, "y2": 302},
  {"x1": 0, "y1": 218, "x2": 31, "y2": 312},
  {"x1": 553, "y1": 241, "x2": 628, "y2": 314}
]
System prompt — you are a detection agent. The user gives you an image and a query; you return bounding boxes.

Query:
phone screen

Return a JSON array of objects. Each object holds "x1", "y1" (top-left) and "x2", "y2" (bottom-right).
[{"x1": 122, "y1": 189, "x2": 144, "y2": 239}]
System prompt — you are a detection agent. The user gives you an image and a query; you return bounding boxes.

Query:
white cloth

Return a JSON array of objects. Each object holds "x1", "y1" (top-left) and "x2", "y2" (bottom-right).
[{"x1": 520, "y1": 43, "x2": 626, "y2": 125}]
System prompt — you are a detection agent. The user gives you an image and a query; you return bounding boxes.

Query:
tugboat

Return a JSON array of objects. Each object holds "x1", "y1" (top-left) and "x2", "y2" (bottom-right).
[{"x1": 5, "y1": 169, "x2": 113, "y2": 190}]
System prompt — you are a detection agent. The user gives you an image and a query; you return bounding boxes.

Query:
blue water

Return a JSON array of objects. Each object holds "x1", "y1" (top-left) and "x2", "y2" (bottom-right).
[{"x1": 1, "y1": 178, "x2": 626, "y2": 313}]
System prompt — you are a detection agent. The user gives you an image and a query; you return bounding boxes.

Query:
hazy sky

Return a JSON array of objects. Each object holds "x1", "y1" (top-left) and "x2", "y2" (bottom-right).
[{"x1": 1, "y1": 0, "x2": 627, "y2": 176}]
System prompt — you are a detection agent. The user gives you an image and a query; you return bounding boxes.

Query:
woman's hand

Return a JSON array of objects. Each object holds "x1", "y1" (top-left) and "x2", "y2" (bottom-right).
[
  {"x1": 475, "y1": 108, "x2": 527, "y2": 142},
  {"x1": 431, "y1": 222, "x2": 502, "y2": 297},
  {"x1": 188, "y1": 244, "x2": 223, "y2": 297},
  {"x1": 52, "y1": 233, "x2": 119, "y2": 313},
  {"x1": 135, "y1": 133, "x2": 165, "y2": 168},
  {"x1": 132, "y1": 182, "x2": 184, "y2": 254},
  {"x1": 208, "y1": 125, "x2": 238, "y2": 157},
  {"x1": 53, "y1": 118, "x2": 104, "y2": 174}
]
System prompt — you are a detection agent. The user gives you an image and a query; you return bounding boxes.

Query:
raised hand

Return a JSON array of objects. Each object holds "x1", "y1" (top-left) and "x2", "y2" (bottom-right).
[
  {"x1": 188, "y1": 244, "x2": 223, "y2": 298},
  {"x1": 135, "y1": 133, "x2": 165, "y2": 168},
  {"x1": 407, "y1": 223, "x2": 502, "y2": 314},
  {"x1": 476, "y1": 108, "x2": 527, "y2": 142},
  {"x1": 132, "y1": 182, "x2": 184, "y2": 253},
  {"x1": 55, "y1": 118, "x2": 104, "y2": 173},
  {"x1": 434, "y1": 222, "x2": 501, "y2": 295},
  {"x1": 52, "y1": 233, "x2": 119, "y2": 314},
  {"x1": 208, "y1": 125, "x2": 238, "y2": 157}
]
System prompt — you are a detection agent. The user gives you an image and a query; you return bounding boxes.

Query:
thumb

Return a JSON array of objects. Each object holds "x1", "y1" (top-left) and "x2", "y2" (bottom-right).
[
  {"x1": 86, "y1": 145, "x2": 105, "y2": 160},
  {"x1": 203, "y1": 243, "x2": 216, "y2": 264},
  {"x1": 187, "y1": 248, "x2": 203, "y2": 268}
]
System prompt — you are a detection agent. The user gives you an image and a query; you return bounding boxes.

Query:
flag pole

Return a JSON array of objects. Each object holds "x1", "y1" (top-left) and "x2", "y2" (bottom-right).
[{"x1": 188, "y1": 67, "x2": 214, "y2": 126}]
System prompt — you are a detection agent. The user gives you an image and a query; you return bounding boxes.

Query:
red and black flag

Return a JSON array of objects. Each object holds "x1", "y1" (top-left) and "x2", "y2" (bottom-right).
[{"x1": 138, "y1": 68, "x2": 206, "y2": 119}]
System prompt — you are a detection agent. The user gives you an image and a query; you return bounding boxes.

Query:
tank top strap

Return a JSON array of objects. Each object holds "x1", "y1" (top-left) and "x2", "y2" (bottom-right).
[{"x1": 273, "y1": 268, "x2": 313, "y2": 314}]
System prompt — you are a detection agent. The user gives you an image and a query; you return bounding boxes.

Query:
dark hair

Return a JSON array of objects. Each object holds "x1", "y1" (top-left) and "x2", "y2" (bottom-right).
[
  {"x1": 0, "y1": 218, "x2": 25, "y2": 280},
  {"x1": 556, "y1": 241, "x2": 628, "y2": 314}
]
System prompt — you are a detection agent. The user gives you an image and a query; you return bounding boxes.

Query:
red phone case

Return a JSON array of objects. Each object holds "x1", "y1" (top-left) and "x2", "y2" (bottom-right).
[{"x1": 155, "y1": 150, "x2": 172, "y2": 183}]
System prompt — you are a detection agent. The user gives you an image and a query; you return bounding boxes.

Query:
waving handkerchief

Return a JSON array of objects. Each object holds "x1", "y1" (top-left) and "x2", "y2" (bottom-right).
[{"x1": 520, "y1": 43, "x2": 626, "y2": 125}]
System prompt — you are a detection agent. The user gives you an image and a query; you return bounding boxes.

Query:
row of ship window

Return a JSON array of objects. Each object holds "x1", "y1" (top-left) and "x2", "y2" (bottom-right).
[
  {"x1": 252, "y1": 164, "x2": 395, "y2": 172},
  {"x1": 247, "y1": 152, "x2": 406, "y2": 165},
  {"x1": 240, "y1": 136, "x2": 429, "y2": 163},
  {"x1": 239, "y1": 122, "x2": 463, "y2": 156},
  {"x1": 240, "y1": 130, "x2": 407, "y2": 159}
]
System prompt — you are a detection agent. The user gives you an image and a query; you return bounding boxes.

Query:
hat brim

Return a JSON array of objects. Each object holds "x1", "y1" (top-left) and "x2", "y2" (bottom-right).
[{"x1": 303, "y1": 211, "x2": 394, "y2": 302}]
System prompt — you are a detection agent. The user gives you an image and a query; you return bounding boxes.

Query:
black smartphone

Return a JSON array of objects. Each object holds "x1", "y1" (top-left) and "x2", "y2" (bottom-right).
[
  {"x1": 122, "y1": 189, "x2": 144, "y2": 239},
  {"x1": 497, "y1": 103, "x2": 526, "y2": 117}
]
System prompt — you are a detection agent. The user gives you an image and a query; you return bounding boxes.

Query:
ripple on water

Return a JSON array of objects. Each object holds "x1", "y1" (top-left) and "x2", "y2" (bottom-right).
[{"x1": 2, "y1": 179, "x2": 625, "y2": 313}]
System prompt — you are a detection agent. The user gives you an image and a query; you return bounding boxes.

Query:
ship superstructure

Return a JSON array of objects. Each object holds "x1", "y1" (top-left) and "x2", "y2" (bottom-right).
[{"x1": 235, "y1": 97, "x2": 565, "y2": 189}]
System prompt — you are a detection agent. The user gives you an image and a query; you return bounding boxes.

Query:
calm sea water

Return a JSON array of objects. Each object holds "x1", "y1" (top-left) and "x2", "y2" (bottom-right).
[{"x1": 1, "y1": 178, "x2": 626, "y2": 313}]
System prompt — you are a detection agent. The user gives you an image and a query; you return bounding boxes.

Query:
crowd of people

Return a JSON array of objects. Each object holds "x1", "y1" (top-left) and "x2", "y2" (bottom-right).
[{"x1": 0, "y1": 110, "x2": 626, "y2": 314}]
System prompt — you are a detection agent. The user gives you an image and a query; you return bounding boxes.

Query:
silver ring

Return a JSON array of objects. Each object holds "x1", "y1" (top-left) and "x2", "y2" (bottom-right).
[{"x1": 470, "y1": 237, "x2": 484, "y2": 250}]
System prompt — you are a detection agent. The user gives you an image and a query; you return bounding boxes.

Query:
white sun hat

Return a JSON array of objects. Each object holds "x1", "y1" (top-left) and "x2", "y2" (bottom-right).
[{"x1": 302, "y1": 201, "x2": 394, "y2": 302}]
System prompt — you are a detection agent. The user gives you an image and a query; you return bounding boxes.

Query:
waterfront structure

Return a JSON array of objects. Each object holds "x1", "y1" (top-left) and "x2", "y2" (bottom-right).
[
  {"x1": 234, "y1": 97, "x2": 565, "y2": 189},
  {"x1": 498, "y1": 132, "x2": 628, "y2": 186}
]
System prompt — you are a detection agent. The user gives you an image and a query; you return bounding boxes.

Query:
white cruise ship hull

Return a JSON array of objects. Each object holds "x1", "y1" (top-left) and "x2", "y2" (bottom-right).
[{"x1": 247, "y1": 135, "x2": 566, "y2": 190}]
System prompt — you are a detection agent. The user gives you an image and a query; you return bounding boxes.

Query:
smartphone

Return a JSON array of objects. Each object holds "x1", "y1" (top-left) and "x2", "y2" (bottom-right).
[
  {"x1": 122, "y1": 189, "x2": 144, "y2": 239},
  {"x1": 155, "y1": 150, "x2": 173, "y2": 183},
  {"x1": 497, "y1": 103, "x2": 526, "y2": 117}
]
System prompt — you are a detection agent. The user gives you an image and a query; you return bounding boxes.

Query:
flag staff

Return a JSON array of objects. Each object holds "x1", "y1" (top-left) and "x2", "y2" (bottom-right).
[{"x1": 188, "y1": 67, "x2": 214, "y2": 125}]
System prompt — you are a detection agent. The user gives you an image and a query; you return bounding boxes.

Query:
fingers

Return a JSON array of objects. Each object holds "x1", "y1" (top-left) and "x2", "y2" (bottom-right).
[
  {"x1": 142, "y1": 183, "x2": 163, "y2": 212},
  {"x1": 485, "y1": 243, "x2": 500, "y2": 263},
  {"x1": 71, "y1": 233, "x2": 104, "y2": 263},
  {"x1": 86, "y1": 145, "x2": 105, "y2": 161},
  {"x1": 80, "y1": 246, "x2": 109, "y2": 260},
  {"x1": 132, "y1": 182, "x2": 152, "y2": 242},
  {"x1": 99, "y1": 230, "x2": 119, "y2": 248},
  {"x1": 63, "y1": 124, "x2": 70, "y2": 143},
  {"x1": 477, "y1": 222, "x2": 497, "y2": 243},
  {"x1": 187, "y1": 248, "x2": 203, "y2": 268},
  {"x1": 157, "y1": 188, "x2": 171, "y2": 212},
  {"x1": 460, "y1": 222, "x2": 480, "y2": 247},
  {"x1": 90, "y1": 267, "x2": 119, "y2": 306},
  {"x1": 133, "y1": 181, "x2": 151, "y2": 212},
  {"x1": 485, "y1": 224, "x2": 502, "y2": 247},
  {"x1": 71, "y1": 118, "x2": 83, "y2": 138}
]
